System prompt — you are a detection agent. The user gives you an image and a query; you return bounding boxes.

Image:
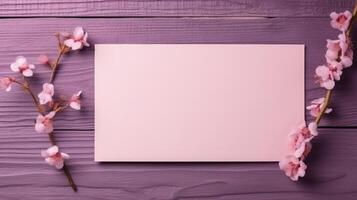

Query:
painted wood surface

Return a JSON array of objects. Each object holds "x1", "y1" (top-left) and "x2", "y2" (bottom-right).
[
  {"x1": 0, "y1": 1, "x2": 356, "y2": 200},
  {"x1": 0, "y1": 128, "x2": 356, "y2": 199},
  {"x1": 0, "y1": 18, "x2": 356, "y2": 128},
  {"x1": 0, "y1": 0, "x2": 353, "y2": 17}
]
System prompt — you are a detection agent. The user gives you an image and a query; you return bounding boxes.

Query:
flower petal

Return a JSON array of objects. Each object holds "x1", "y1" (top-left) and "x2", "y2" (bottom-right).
[
  {"x1": 45, "y1": 157, "x2": 56, "y2": 166},
  {"x1": 35, "y1": 123, "x2": 46, "y2": 134},
  {"x1": 38, "y1": 55, "x2": 49, "y2": 64},
  {"x1": 330, "y1": 12, "x2": 338, "y2": 19},
  {"x1": 311, "y1": 97, "x2": 325, "y2": 105},
  {"x1": 294, "y1": 143, "x2": 306, "y2": 158},
  {"x1": 61, "y1": 152, "x2": 70, "y2": 160},
  {"x1": 73, "y1": 27, "x2": 84, "y2": 40},
  {"x1": 325, "y1": 108, "x2": 333, "y2": 113},
  {"x1": 28, "y1": 64, "x2": 35, "y2": 70},
  {"x1": 341, "y1": 56, "x2": 353, "y2": 67},
  {"x1": 76, "y1": 90, "x2": 82, "y2": 97},
  {"x1": 322, "y1": 80, "x2": 335, "y2": 90},
  {"x1": 308, "y1": 122, "x2": 318, "y2": 136},
  {"x1": 38, "y1": 93, "x2": 52, "y2": 105},
  {"x1": 315, "y1": 65, "x2": 330, "y2": 80},
  {"x1": 71, "y1": 41, "x2": 83, "y2": 50},
  {"x1": 70, "y1": 102, "x2": 81, "y2": 110},
  {"x1": 22, "y1": 69, "x2": 33, "y2": 77},
  {"x1": 5, "y1": 84, "x2": 12, "y2": 92},
  {"x1": 46, "y1": 146, "x2": 59, "y2": 157},
  {"x1": 43, "y1": 83, "x2": 54, "y2": 96},
  {"x1": 41, "y1": 150, "x2": 49, "y2": 158},
  {"x1": 15, "y1": 56, "x2": 27, "y2": 66},
  {"x1": 55, "y1": 160, "x2": 64, "y2": 169},
  {"x1": 64, "y1": 39, "x2": 75, "y2": 47},
  {"x1": 10, "y1": 63, "x2": 20, "y2": 72}
]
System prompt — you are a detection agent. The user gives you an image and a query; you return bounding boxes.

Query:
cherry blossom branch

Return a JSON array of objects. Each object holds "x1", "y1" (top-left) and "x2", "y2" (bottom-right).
[
  {"x1": 315, "y1": 7, "x2": 357, "y2": 124},
  {"x1": 46, "y1": 34, "x2": 77, "y2": 192},
  {"x1": 0, "y1": 27, "x2": 88, "y2": 192},
  {"x1": 41, "y1": 29, "x2": 87, "y2": 192},
  {"x1": 280, "y1": 6, "x2": 356, "y2": 181},
  {"x1": 315, "y1": 8, "x2": 357, "y2": 125}
]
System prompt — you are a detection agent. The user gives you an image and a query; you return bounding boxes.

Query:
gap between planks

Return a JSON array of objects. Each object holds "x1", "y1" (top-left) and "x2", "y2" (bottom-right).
[{"x1": 0, "y1": 16, "x2": 331, "y2": 20}]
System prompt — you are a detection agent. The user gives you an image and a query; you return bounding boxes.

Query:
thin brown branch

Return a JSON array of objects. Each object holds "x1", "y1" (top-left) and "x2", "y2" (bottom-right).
[
  {"x1": 49, "y1": 45, "x2": 68, "y2": 83},
  {"x1": 54, "y1": 104, "x2": 69, "y2": 113},
  {"x1": 48, "y1": 133, "x2": 56, "y2": 145},
  {"x1": 55, "y1": 33, "x2": 62, "y2": 49},
  {"x1": 63, "y1": 164, "x2": 78, "y2": 192},
  {"x1": 13, "y1": 79, "x2": 44, "y2": 114},
  {"x1": 314, "y1": 90, "x2": 332, "y2": 125}
]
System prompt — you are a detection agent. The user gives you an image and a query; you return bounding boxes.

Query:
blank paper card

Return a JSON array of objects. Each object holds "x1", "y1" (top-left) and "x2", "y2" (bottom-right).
[{"x1": 95, "y1": 44, "x2": 305, "y2": 162}]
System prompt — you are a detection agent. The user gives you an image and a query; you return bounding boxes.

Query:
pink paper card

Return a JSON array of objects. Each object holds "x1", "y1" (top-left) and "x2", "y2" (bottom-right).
[{"x1": 95, "y1": 44, "x2": 304, "y2": 162}]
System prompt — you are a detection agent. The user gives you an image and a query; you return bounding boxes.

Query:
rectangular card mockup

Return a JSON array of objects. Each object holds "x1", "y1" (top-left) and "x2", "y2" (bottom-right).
[{"x1": 95, "y1": 44, "x2": 304, "y2": 162}]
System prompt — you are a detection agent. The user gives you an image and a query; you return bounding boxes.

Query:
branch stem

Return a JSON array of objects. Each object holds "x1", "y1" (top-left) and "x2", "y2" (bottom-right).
[
  {"x1": 314, "y1": 90, "x2": 332, "y2": 125},
  {"x1": 13, "y1": 79, "x2": 44, "y2": 114},
  {"x1": 49, "y1": 45, "x2": 68, "y2": 83}
]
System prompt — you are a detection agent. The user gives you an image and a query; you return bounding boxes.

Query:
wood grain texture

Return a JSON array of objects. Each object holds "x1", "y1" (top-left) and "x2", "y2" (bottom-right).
[
  {"x1": 0, "y1": 17, "x2": 356, "y2": 128},
  {"x1": 0, "y1": 128, "x2": 356, "y2": 199},
  {"x1": 0, "y1": 0, "x2": 353, "y2": 17},
  {"x1": 0, "y1": 1, "x2": 357, "y2": 199}
]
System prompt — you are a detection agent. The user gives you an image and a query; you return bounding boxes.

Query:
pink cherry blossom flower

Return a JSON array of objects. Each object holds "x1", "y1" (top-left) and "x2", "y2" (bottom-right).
[
  {"x1": 328, "y1": 61, "x2": 344, "y2": 81},
  {"x1": 64, "y1": 27, "x2": 89, "y2": 51},
  {"x1": 38, "y1": 54, "x2": 49, "y2": 64},
  {"x1": 341, "y1": 53, "x2": 353, "y2": 67},
  {"x1": 306, "y1": 97, "x2": 332, "y2": 117},
  {"x1": 0, "y1": 77, "x2": 14, "y2": 92},
  {"x1": 35, "y1": 111, "x2": 56, "y2": 134},
  {"x1": 325, "y1": 39, "x2": 341, "y2": 63},
  {"x1": 279, "y1": 155, "x2": 307, "y2": 181},
  {"x1": 338, "y1": 33, "x2": 353, "y2": 67},
  {"x1": 10, "y1": 56, "x2": 35, "y2": 77},
  {"x1": 301, "y1": 142, "x2": 312, "y2": 160},
  {"x1": 288, "y1": 122, "x2": 318, "y2": 158},
  {"x1": 330, "y1": 11, "x2": 352, "y2": 32},
  {"x1": 325, "y1": 35, "x2": 353, "y2": 67},
  {"x1": 339, "y1": 33, "x2": 349, "y2": 54},
  {"x1": 38, "y1": 83, "x2": 54, "y2": 105},
  {"x1": 41, "y1": 145, "x2": 69, "y2": 169},
  {"x1": 69, "y1": 91, "x2": 82, "y2": 110},
  {"x1": 315, "y1": 65, "x2": 335, "y2": 90},
  {"x1": 315, "y1": 60, "x2": 344, "y2": 90}
]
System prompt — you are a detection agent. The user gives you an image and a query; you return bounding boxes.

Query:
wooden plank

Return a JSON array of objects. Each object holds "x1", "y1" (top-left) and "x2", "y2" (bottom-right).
[
  {"x1": 0, "y1": 18, "x2": 356, "y2": 128},
  {"x1": 0, "y1": 0, "x2": 354, "y2": 17},
  {"x1": 0, "y1": 128, "x2": 355, "y2": 199}
]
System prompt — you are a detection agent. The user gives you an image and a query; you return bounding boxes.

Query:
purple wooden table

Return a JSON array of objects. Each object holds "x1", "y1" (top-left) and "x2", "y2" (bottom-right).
[{"x1": 0, "y1": 1, "x2": 357, "y2": 199}]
